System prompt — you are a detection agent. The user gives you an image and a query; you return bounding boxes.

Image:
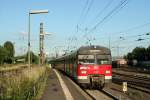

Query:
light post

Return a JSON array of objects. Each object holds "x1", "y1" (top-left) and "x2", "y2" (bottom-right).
[{"x1": 28, "y1": 9, "x2": 48, "y2": 68}]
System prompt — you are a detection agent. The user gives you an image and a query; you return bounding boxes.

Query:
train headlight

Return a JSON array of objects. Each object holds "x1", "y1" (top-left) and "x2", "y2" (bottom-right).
[
  {"x1": 80, "y1": 67, "x2": 87, "y2": 70},
  {"x1": 105, "y1": 70, "x2": 110, "y2": 74},
  {"x1": 81, "y1": 71, "x2": 87, "y2": 74}
]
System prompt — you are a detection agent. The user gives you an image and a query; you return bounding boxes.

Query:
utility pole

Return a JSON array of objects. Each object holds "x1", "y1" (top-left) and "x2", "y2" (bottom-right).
[
  {"x1": 117, "y1": 46, "x2": 119, "y2": 58},
  {"x1": 112, "y1": 46, "x2": 121, "y2": 58},
  {"x1": 39, "y1": 23, "x2": 45, "y2": 66},
  {"x1": 108, "y1": 35, "x2": 111, "y2": 49}
]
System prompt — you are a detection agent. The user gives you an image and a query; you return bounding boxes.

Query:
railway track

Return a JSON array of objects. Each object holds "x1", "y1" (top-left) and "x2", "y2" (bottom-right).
[
  {"x1": 84, "y1": 89, "x2": 118, "y2": 100},
  {"x1": 63, "y1": 69, "x2": 119, "y2": 100},
  {"x1": 113, "y1": 72, "x2": 150, "y2": 93},
  {"x1": 113, "y1": 72, "x2": 150, "y2": 82},
  {"x1": 113, "y1": 78, "x2": 150, "y2": 93},
  {"x1": 113, "y1": 67, "x2": 150, "y2": 74}
]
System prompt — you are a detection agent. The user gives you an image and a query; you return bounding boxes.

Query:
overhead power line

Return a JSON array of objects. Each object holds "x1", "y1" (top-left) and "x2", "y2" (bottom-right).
[
  {"x1": 111, "y1": 22, "x2": 150, "y2": 35},
  {"x1": 77, "y1": 0, "x2": 94, "y2": 27},
  {"x1": 77, "y1": 0, "x2": 89, "y2": 25},
  {"x1": 88, "y1": 0, "x2": 129, "y2": 33},
  {"x1": 99, "y1": 0, "x2": 130, "y2": 27},
  {"x1": 111, "y1": 32, "x2": 150, "y2": 45},
  {"x1": 90, "y1": 0, "x2": 114, "y2": 25},
  {"x1": 83, "y1": 0, "x2": 94, "y2": 22}
]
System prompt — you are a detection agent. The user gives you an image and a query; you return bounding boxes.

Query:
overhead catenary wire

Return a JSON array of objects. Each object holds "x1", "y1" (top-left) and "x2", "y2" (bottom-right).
[
  {"x1": 77, "y1": 0, "x2": 89, "y2": 26},
  {"x1": 78, "y1": 0, "x2": 94, "y2": 33},
  {"x1": 71, "y1": 0, "x2": 92, "y2": 49},
  {"x1": 119, "y1": 38, "x2": 150, "y2": 50},
  {"x1": 113, "y1": 32, "x2": 149, "y2": 42},
  {"x1": 90, "y1": 0, "x2": 114, "y2": 25},
  {"x1": 74, "y1": 0, "x2": 130, "y2": 50},
  {"x1": 70, "y1": 0, "x2": 95, "y2": 50},
  {"x1": 77, "y1": 0, "x2": 94, "y2": 27},
  {"x1": 82, "y1": 0, "x2": 94, "y2": 24},
  {"x1": 111, "y1": 36, "x2": 150, "y2": 56},
  {"x1": 97, "y1": 0, "x2": 130, "y2": 29},
  {"x1": 76, "y1": 0, "x2": 126, "y2": 46},
  {"x1": 111, "y1": 32, "x2": 150, "y2": 46},
  {"x1": 111, "y1": 22, "x2": 150, "y2": 35},
  {"x1": 81, "y1": 0, "x2": 129, "y2": 45},
  {"x1": 106, "y1": 21, "x2": 150, "y2": 45},
  {"x1": 88, "y1": 0, "x2": 129, "y2": 34}
]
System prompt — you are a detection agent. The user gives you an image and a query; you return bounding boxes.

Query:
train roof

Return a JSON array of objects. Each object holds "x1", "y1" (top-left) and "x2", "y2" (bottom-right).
[
  {"x1": 78, "y1": 45, "x2": 111, "y2": 55},
  {"x1": 49, "y1": 45, "x2": 111, "y2": 62},
  {"x1": 78, "y1": 45, "x2": 109, "y2": 50}
]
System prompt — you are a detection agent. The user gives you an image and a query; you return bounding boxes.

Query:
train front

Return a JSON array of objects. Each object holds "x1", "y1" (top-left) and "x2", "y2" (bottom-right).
[{"x1": 77, "y1": 46, "x2": 112, "y2": 88}]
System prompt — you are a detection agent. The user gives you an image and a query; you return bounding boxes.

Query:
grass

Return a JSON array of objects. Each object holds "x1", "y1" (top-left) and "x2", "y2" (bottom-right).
[
  {"x1": 0, "y1": 64, "x2": 27, "y2": 72},
  {"x1": 0, "y1": 65, "x2": 49, "y2": 100}
]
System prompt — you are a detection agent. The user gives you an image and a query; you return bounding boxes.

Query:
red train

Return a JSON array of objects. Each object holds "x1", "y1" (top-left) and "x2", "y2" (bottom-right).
[{"x1": 50, "y1": 45, "x2": 112, "y2": 89}]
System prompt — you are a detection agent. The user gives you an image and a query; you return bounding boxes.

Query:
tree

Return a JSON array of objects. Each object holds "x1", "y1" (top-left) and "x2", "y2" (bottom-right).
[
  {"x1": 25, "y1": 51, "x2": 38, "y2": 64},
  {"x1": 3, "y1": 41, "x2": 15, "y2": 63},
  {"x1": 146, "y1": 45, "x2": 150, "y2": 60},
  {"x1": 132, "y1": 47, "x2": 146, "y2": 61},
  {"x1": 126, "y1": 52, "x2": 133, "y2": 60},
  {"x1": 125, "y1": 46, "x2": 150, "y2": 61},
  {"x1": 4, "y1": 41, "x2": 15, "y2": 57},
  {"x1": 0, "y1": 45, "x2": 8, "y2": 64}
]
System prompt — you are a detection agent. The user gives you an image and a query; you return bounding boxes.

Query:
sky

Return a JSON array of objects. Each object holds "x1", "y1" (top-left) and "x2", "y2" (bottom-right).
[{"x1": 0, "y1": 0, "x2": 150, "y2": 57}]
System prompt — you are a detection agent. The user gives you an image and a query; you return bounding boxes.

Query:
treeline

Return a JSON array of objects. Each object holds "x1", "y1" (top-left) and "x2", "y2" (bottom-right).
[
  {"x1": 15, "y1": 51, "x2": 39, "y2": 64},
  {"x1": 124, "y1": 46, "x2": 150, "y2": 61},
  {"x1": 0, "y1": 41, "x2": 38, "y2": 65}
]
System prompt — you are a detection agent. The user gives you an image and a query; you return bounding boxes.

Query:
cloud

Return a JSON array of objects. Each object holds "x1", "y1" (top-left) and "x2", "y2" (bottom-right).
[{"x1": 19, "y1": 31, "x2": 28, "y2": 35}]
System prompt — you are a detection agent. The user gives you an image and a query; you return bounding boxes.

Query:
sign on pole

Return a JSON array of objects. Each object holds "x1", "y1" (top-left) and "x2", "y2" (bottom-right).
[{"x1": 123, "y1": 82, "x2": 127, "y2": 93}]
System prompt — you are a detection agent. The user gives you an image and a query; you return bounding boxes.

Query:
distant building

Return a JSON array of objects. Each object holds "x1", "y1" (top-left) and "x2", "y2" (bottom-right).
[
  {"x1": 112, "y1": 56, "x2": 127, "y2": 67},
  {"x1": 117, "y1": 58, "x2": 127, "y2": 66}
]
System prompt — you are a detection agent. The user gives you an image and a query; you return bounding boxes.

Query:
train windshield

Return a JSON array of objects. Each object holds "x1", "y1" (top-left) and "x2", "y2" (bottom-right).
[
  {"x1": 78, "y1": 54, "x2": 111, "y2": 65},
  {"x1": 97, "y1": 59, "x2": 110, "y2": 64},
  {"x1": 97, "y1": 55, "x2": 111, "y2": 65},
  {"x1": 78, "y1": 55, "x2": 95, "y2": 64}
]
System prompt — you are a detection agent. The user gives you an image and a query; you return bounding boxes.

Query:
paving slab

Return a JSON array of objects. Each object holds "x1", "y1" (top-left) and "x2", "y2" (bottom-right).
[{"x1": 41, "y1": 69, "x2": 66, "y2": 100}]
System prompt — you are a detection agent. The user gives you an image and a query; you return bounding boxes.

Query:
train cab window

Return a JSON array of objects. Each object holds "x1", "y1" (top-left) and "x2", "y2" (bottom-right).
[
  {"x1": 96, "y1": 55, "x2": 111, "y2": 65},
  {"x1": 78, "y1": 55, "x2": 95, "y2": 64},
  {"x1": 97, "y1": 59, "x2": 110, "y2": 64},
  {"x1": 78, "y1": 59, "x2": 95, "y2": 64}
]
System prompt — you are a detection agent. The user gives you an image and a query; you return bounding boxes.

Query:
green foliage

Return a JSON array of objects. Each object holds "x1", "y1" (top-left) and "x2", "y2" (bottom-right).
[
  {"x1": 25, "y1": 51, "x2": 39, "y2": 64},
  {"x1": 15, "y1": 51, "x2": 38, "y2": 64},
  {"x1": 0, "y1": 45, "x2": 9, "y2": 64},
  {"x1": 125, "y1": 46, "x2": 150, "y2": 61},
  {"x1": 0, "y1": 41, "x2": 15, "y2": 64},
  {"x1": 126, "y1": 53, "x2": 133, "y2": 60},
  {"x1": 0, "y1": 41, "x2": 40, "y2": 65},
  {"x1": 147, "y1": 46, "x2": 150, "y2": 60},
  {"x1": 132, "y1": 47, "x2": 146, "y2": 61},
  {"x1": 4, "y1": 41, "x2": 15, "y2": 58}
]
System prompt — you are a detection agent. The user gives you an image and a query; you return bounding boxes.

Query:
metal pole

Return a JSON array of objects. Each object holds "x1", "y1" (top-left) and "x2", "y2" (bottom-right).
[
  {"x1": 109, "y1": 35, "x2": 110, "y2": 49},
  {"x1": 117, "y1": 46, "x2": 119, "y2": 57},
  {"x1": 39, "y1": 23, "x2": 41, "y2": 66},
  {"x1": 40, "y1": 23, "x2": 44, "y2": 65},
  {"x1": 28, "y1": 13, "x2": 30, "y2": 68}
]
